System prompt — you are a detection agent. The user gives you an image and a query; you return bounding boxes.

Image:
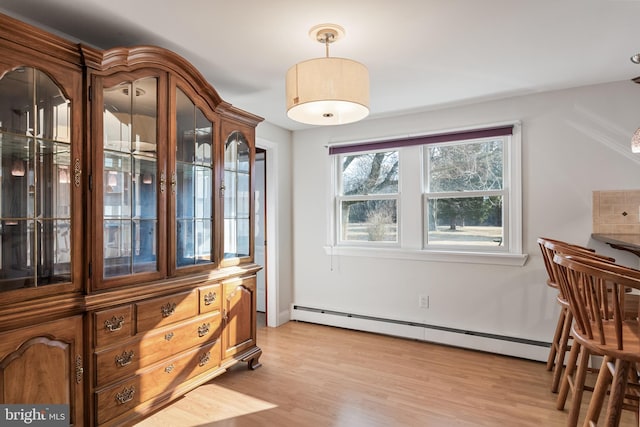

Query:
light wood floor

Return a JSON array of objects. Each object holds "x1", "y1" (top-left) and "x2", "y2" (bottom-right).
[{"x1": 134, "y1": 318, "x2": 637, "y2": 427}]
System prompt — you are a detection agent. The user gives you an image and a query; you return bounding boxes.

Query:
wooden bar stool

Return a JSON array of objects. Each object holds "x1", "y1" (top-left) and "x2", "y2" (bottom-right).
[
  {"x1": 553, "y1": 253, "x2": 640, "y2": 427},
  {"x1": 541, "y1": 239, "x2": 619, "y2": 427},
  {"x1": 538, "y1": 237, "x2": 613, "y2": 394}
]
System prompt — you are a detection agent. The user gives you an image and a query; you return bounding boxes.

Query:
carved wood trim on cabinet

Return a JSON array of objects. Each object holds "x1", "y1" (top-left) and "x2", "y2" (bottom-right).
[{"x1": 0, "y1": 316, "x2": 84, "y2": 426}]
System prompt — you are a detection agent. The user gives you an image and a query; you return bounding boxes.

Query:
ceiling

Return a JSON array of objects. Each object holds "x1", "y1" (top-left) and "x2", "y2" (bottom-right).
[{"x1": 1, "y1": 0, "x2": 639, "y2": 131}]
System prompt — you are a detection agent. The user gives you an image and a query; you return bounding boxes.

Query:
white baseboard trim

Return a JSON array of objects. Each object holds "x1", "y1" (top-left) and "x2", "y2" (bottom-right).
[{"x1": 290, "y1": 305, "x2": 549, "y2": 362}]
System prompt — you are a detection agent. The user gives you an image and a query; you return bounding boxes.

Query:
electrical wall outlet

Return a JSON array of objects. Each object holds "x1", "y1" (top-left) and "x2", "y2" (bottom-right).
[{"x1": 419, "y1": 295, "x2": 429, "y2": 309}]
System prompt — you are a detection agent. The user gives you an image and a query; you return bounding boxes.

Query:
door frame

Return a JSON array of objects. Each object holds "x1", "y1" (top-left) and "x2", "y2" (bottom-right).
[{"x1": 255, "y1": 138, "x2": 278, "y2": 327}]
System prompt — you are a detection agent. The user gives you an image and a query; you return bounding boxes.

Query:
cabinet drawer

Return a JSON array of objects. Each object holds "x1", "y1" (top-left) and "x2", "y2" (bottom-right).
[
  {"x1": 95, "y1": 312, "x2": 221, "y2": 387},
  {"x1": 95, "y1": 340, "x2": 221, "y2": 425},
  {"x1": 136, "y1": 290, "x2": 198, "y2": 332},
  {"x1": 95, "y1": 305, "x2": 134, "y2": 348},
  {"x1": 199, "y1": 283, "x2": 221, "y2": 313}
]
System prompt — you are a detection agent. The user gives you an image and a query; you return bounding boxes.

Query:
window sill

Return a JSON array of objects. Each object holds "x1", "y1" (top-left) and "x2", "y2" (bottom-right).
[{"x1": 323, "y1": 246, "x2": 528, "y2": 266}]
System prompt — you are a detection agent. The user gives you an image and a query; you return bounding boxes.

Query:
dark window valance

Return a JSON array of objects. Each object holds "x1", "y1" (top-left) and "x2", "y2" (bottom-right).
[{"x1": 328, "y1": 125, "x2": 514, "y2": 156}]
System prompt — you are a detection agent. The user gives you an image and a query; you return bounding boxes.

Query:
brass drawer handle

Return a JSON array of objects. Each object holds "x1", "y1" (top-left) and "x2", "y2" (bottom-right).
[
  {"x1": 104, "y1": 316, "x2": 125, "y2": 332},
  {"x1": 165, "y1": 364, "x2": 174, "y2": 374},
  {"x1": 165, "y1": 332, "x2": 174, "y2": 341},
  {"x1": 198, "y1": 322, "x2": 210, "y2": 337},
  {"x1": 203, "y1": 291, "x2": 217, "y2": 305},
  {"x1": 115, "y1": 386, "x2": 135, "y2": 405},
  {"x1": 161, "y1": 302, "x2": 176, "y2": 318},
  {"x1": 115, "y1": 350, "x2": 135, "y2": 367},
  {"x1": 199, "y1": 351, "x2": 211, "y2": 367}
]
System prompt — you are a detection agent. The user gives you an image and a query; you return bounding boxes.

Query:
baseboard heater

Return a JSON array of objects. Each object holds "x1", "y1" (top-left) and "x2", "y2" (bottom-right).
[{"x1": 292, "y1": 304, "x2": 550, "y2": 351}]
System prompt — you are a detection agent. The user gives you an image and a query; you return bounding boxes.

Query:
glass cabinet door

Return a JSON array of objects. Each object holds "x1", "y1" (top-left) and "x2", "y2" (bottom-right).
[
  {"x1": 0, "y1": 67, "x2": 73, "y2": 291},
  {"x1": 175, "y1": 87, "x2": 214, "y2": 268},
  {"x1": 223, "y1": 131, "x2": 251, "y2": 259},
  {"x1": 102, "y1": 77, "x2": 158, "y2": 278}
]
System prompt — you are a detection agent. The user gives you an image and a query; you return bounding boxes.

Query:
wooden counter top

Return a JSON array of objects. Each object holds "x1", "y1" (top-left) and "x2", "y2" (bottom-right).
[{"x1": 591, "y1": 233, "x2": 640, "y2": 257}]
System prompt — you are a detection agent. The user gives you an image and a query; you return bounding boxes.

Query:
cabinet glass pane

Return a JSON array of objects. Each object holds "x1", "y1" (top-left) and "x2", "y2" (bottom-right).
[
  {"x1": 237, "y1": 172, "x2": 249, "y2": 218},
  {"x1": 176, "y1": 219, "x2": 194, "y2": 267},
  {"x1": 176, "y1": 162, "x2": 194, "y2": 218},
  {"x1": 223, "y1": 170, "x2": 236, "y2": 218},
  {"x1": 104, "y1": 219, "x2": 131, "y2": 276},
  {"x1": 175, "y1": 87, "x2": 213, "y2": 268},
  {"x1": 48, "y1": 219, "x2": 71, "y2": 277},
  {"x1": 0, "y1": 67, "x2": 72, "y2": 290},
  {"x1": 224, "y1": 131, "x2": 250, "y2": 259},
  {"x1": 176, "y1": 218, "x2": 212, "y2": 266},
  {"x1": 194, "y1": 219, "x2": 212, "y2": 264},
  {"x1": 104, "y1": 82, "x2": 131, "y2": 153},
  {"x1": 176, "y1": 89, "x2": 195, "y2": 163},
  {"x1": 133, "y1": 219, "x2": 156, "y2": 273},
  {"x1": 195, "y1": 166, "x2": 212, "y2": 218},
  {"x1": 195, "y1": 108, "x2": 211, "y2": 164},
  {"x1": 237, "y1": 218, "x2": 250, "y2": 257},
  {"x1": 103, "y1": 77, "x2": 158, "y2": 277},
  {"x1": 238, "y1": 141, "x2": 250, "y2": 173},
  {"x1": 224, "y1": 218, "x2": 235, "y2": 258},
  {"x1": 224, "y1": 138, "x2": 236, "y2": 170},
  {"x1": 134, "y1": 156, "x2": 156, "y2": 219},
  {"x1": 104, "y1": 153, "x2": 132, "y2": 218}
]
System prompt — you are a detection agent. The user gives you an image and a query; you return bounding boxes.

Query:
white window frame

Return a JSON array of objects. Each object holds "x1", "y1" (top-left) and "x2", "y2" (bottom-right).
[{"x1": 324, "y1": 122, "x2": 527, "y2": 266}]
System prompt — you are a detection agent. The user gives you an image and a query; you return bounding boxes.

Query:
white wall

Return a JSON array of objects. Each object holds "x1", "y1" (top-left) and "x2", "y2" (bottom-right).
[{"x1": 288, "y1": 80, "x2": 640, "y2": 360}]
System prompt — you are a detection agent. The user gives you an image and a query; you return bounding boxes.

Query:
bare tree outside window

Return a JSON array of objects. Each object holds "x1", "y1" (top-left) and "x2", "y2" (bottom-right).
[{"x1": 339, "y1": 151, "x2": 398, "y2": 242}]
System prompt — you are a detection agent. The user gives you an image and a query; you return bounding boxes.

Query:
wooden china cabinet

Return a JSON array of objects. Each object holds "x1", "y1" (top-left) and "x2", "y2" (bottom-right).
[
  {"x1": 0, "y1": 12, "x2": 263, "y2": 427},
  {"x1": 0, "y1": 15, "x2": 85, "y2": 427}
]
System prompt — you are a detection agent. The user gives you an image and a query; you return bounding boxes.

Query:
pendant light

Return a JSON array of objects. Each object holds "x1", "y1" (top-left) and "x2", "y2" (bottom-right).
[{"x1": 286, "y1": 24, "x2": 369, "y2": 126}]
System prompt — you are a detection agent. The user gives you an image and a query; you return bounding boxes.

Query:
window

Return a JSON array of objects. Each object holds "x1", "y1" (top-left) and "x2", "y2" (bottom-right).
[
  {"x1": 329, "y1": 123, "x2": 524, "y2": 265},
  {"x1": 336, "y1": 150, "x2": 399, "y2": 244},
  {"x1": 424, "y1": 137, "x2": 506, "y2": 250}
]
